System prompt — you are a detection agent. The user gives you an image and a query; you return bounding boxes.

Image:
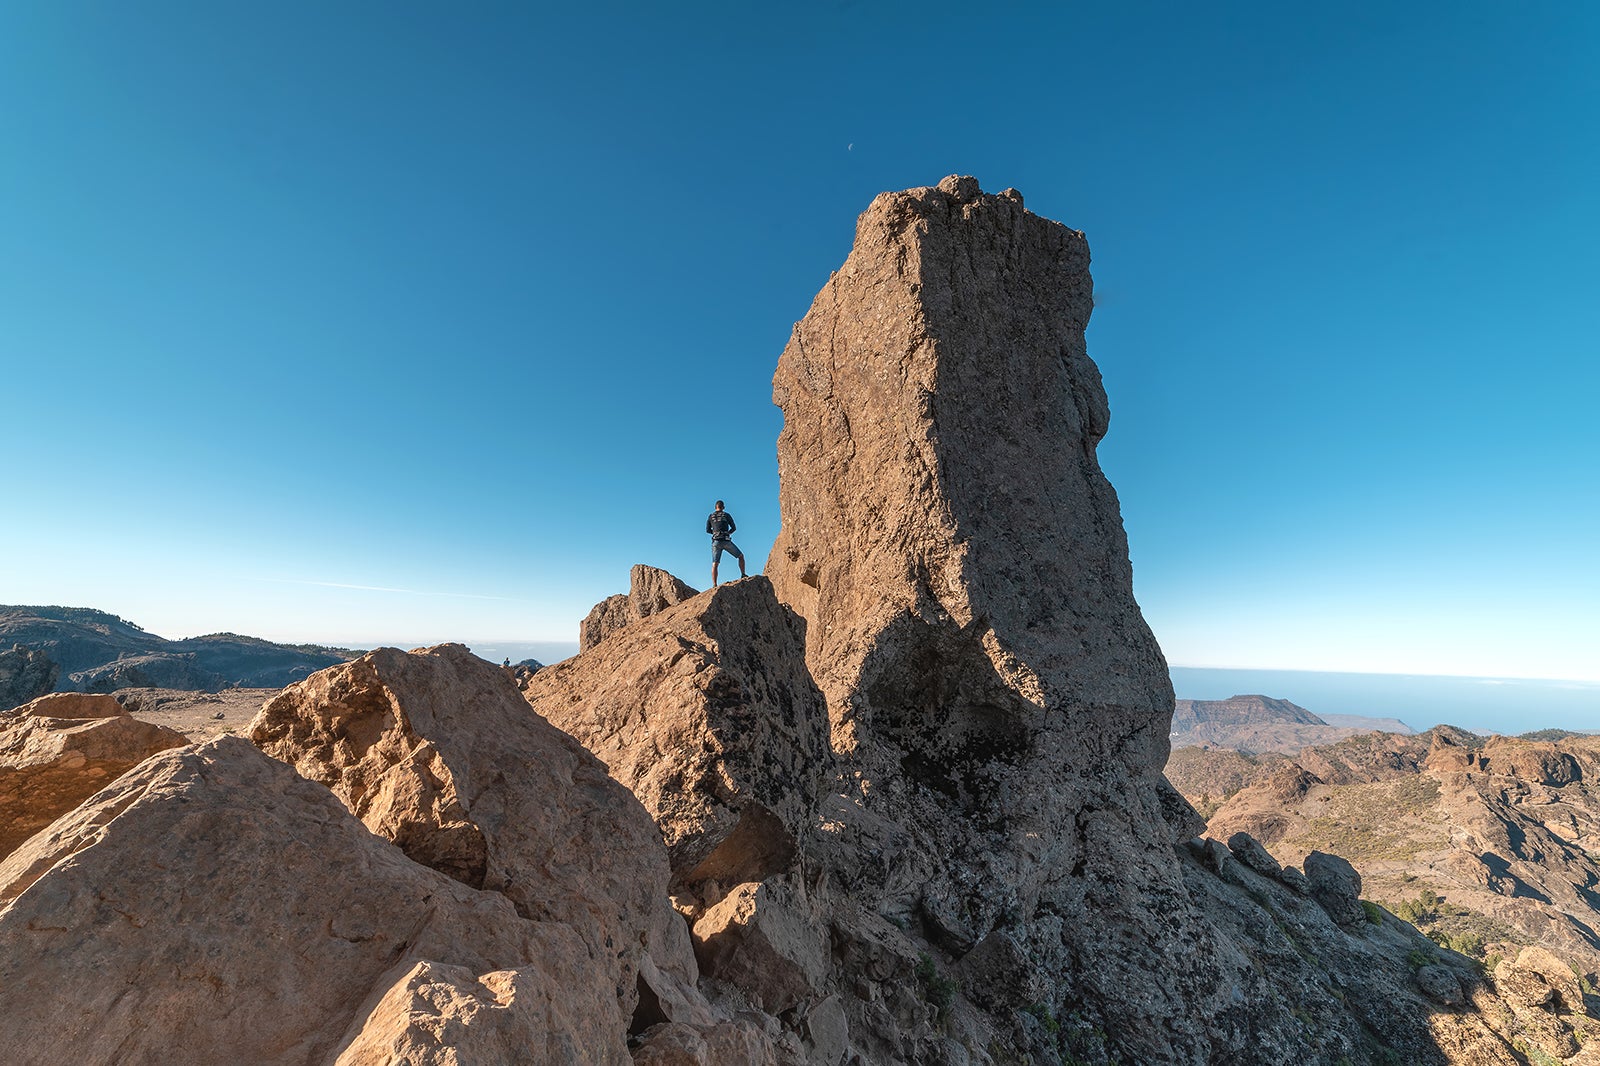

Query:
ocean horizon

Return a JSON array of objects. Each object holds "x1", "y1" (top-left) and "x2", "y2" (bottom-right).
[{"x1": 1170, "y1": 666, "x2": 1598, "y2": 737}]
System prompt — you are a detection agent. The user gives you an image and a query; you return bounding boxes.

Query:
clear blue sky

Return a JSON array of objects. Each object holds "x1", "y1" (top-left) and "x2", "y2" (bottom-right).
[{"x1": 4, "y1": 3, "x2": 1596, "y2": 685}]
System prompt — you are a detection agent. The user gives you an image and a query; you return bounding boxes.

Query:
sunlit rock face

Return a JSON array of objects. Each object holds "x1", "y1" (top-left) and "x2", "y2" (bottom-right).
[
  {"x1": 766, "y1": 174, "x2": 1171, "y2": 780},
  {"x1": 763, "y1": 175, "x2": 1245, "y2": 1059}
]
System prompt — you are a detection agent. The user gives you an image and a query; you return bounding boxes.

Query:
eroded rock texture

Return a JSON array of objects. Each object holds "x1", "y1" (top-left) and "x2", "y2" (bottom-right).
[
  {"x1": 0, "y1": 692, "x2": 187, "y2": 859},
  {"x1": 580, "y1": 564, "x2": 700, "y2": 652},
  {"x1": 762, "y1": 175, "x2": 1219, "y2": 1057},
  {"x1": 0, "y1": 738, "x2": 629, "y2": 1066},
  {"x1": 249, "y1": 643, "x2": 700, "y2": 1020},
  {"x1": 528, "y1": 577, "x2": 829, "y2": 895}
]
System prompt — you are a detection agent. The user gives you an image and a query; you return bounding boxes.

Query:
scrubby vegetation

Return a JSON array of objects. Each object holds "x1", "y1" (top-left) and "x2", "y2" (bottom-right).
[
  {"x1": 1286, "y1": 776, "x2": 1444, "y2": 862},
  {"x1": 1387, "y1": 889, "x2": 1524, "y2": 967}
]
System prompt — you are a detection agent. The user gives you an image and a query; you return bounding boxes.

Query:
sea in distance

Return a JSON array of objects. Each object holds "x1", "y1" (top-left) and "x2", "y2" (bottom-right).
[{"x1": 449, "y1": 642, "x2": 1594, "y2": 739}]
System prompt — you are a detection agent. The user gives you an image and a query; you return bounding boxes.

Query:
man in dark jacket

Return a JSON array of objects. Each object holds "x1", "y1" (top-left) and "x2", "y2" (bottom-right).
[{"x1": 706, "y1": 500, "x2": 745, "y2": 586}]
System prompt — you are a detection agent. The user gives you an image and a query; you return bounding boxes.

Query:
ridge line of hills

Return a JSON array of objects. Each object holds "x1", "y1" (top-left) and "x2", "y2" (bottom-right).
[{"x1": 0, "y1": 604, "x2": 361, "y2": 699}]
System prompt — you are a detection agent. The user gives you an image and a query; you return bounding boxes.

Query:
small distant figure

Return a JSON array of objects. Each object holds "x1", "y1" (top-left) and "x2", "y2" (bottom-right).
[
  {"x1": 706, "y1": 499, "x2": 746, "y2": 586},
  {"x1": 502, "y1": 657, "x2": 511, "y2": 668}
]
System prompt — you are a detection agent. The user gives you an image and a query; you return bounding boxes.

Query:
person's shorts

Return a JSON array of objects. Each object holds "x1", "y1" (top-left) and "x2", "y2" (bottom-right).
[{"x1": 712, "y1": 539, "x2": 744, "y2": 563}]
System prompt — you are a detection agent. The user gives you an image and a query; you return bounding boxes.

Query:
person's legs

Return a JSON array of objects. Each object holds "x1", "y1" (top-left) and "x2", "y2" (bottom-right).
[{"x1": 712, "y1": 542, "x2": 724, "y2": 586}]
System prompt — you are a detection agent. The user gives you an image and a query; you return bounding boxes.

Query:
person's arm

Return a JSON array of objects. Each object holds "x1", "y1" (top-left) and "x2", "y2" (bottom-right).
[
  {"x1": 727, "y1": 514, "x2": 736, "y2": 534},
  {"x1": 706, "y1": 514, "x2": 715, "y2": 535}
]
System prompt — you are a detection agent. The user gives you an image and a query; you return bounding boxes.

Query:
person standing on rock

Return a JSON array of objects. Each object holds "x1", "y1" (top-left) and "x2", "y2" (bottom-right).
[{"x1": 706, "y1": 500, "x2": 746, "y2": 586}]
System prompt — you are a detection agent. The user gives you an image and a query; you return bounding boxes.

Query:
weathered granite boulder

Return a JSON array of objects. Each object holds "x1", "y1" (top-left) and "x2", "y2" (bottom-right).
[
  {"x1": 1496, "y1": 946, "x2": 1584, "y2": 1013},
  {"x1": 1415, "y1": 964, "x2": 1465, "y2": 1006},
  {"x1": 0, "y1": 691, "x2": 187, "y2": 858},
  {"x1": 1227, "y1": 832, "x2": 1283, "y2": 879},
  {"x1": 332, "y1": 959, "x2": 622, "y2": 1066},
  {"x1": 579, "y1": 565, "x2": 700, "y2": 652},
  {"x1": 0, "y1": 737, "x2": 629, "y2": 1065},
  {"x1": 249, "y1": 643, "x2": 699, "y2": 1014},
  {"x1": 526, "y1": 578, "x2": 829, "y2": 895},
  {"x1": 0, "y1": 645, "x2": 56, "y2": 711},
  {"x1": 1304, "y1": 850, "x2": 1366, "y2": 931},
  {"x1": 690, "y1": 877, "x2": 829, "y2": 1014}
]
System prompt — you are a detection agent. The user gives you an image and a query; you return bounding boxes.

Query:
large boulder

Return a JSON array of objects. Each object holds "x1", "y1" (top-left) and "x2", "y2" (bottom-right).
[
  {"x1": 526, "y1": 578, "x2": 830, "y2": 896},
  {"x1": 0, "y1": 645, "x2": 56, "y2": 711},
  {"x1": 249, "y1": 643, "x2": 699, "y2": 1014},
  {"x1": 579, "y1": 564, "x2": 699, "y2": 652},
  {"x1": 333, "y1": 960, "x2": 624, "y2": 1066},
  {"x1": 0, "y1": 737, "x2": 628, "y2": 1066},
  {"x1": 1304, "y1": 851, "x2": 1366, "y2": 931},
  {"x1": 0, "y1": 691, "x2": 187, "y2": 859}
]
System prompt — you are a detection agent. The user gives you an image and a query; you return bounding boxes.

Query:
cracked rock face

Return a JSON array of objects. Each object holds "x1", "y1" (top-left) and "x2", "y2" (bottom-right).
[
  {"x1": 0, "y1": 692, "x2": 188, "y2": 859},
  {"x1": 765, "y1": 176, "x2": 1213, "y2": 1057},
  {"x1": 0, "y1": 737, "x2": 629, "y2": 1066},
  {"x1": 249, "y1": 643, "x2": 699, "y2": 1018},
  {"x1": 767, "y1": 173, "x2": 1171, "y2": 781},
  {"x1": 527, "y1": 578, "x2": 830, "y2": 896}
]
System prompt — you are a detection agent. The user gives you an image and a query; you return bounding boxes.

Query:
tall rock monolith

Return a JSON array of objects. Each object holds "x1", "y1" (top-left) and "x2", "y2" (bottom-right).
[{"x1": 765, "y1": 176, "x2": 1219, "y2": 1060}]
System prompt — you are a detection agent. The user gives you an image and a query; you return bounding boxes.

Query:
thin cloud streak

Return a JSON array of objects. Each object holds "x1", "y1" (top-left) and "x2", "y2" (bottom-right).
[{"x1": 253, "y1": 577, "x2": 529, "y2": 603}]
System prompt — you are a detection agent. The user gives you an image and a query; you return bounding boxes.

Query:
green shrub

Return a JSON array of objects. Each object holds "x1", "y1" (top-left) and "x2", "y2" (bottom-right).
[
  {"x1": 914, "y1": 953, "x2": 957, "y2": 1016},
  {"x1": 1361, "y1": 900, "x2": 1383, "y2": 925}
]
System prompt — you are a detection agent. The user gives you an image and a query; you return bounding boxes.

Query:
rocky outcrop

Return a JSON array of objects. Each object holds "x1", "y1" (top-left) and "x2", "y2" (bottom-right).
[
  {"x1": 0, "y1": 691, "x2": 187, "y2": 858},
  {"x1": 0, "y1": 737, "x2": 630, "y2": 1065},
  {"x1": 249, "y1": 643, "x2": 701, "y2": 1021},
  {"x1": 579, "y1": 565, "x2": 699, "y2": 652},
  {"x1": 768, "y1": 175, "x2": 1167, "y2": 771},
  {"x1": 71, "y1": 651, "x2": 225, "y2": 692},
  {"x1": 1305, "y1": 850, "x2": 1366, "y2": 930},
  {"x1": 759, "y1": 174, "x2": 1238, "y2": 1059},
  {"x1": 0, "y1": 645, "x2": 56, "y2": 711},
  {"x1": 527, "y1": 577, "x2": 829, "y2": 895}
]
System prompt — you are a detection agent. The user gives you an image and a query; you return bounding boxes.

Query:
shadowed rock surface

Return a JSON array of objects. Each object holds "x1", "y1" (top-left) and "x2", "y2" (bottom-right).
[
  {"x1": 0, "y1": 645, "x2": 57, "y2": 711},
  {"x1": 528, "y1": 577, "x2": 830, "y2": 895}
]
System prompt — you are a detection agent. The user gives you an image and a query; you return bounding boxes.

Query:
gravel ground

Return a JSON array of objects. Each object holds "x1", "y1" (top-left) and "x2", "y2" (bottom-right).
[{"x1": 113, "y1": 687, "x2": 281, "y2": 743}]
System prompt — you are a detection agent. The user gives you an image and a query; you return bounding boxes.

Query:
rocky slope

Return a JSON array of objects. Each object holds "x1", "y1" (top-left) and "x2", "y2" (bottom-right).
[
  {"x1": 1172, "y1": 693, "x2": 1416, "y2": 753},
  {"x1": 1174, "y1": 727, "x2": 1600, "y2": 979},
  {"x1": 0, "y1": 178, "x2": 1593, "y2": 1064},
  {"x1": 0, "y1": 605, "x2": 357, "y2": 699}
]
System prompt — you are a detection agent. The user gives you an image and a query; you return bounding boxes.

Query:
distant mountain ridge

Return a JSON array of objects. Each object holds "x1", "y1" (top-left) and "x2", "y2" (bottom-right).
[
  {"x1": 1171, "y1": 693, "x2": 1416, "y2": 753},
  {"x1": 0, "y1": 605, "x2": 359, "y2": 702}
]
